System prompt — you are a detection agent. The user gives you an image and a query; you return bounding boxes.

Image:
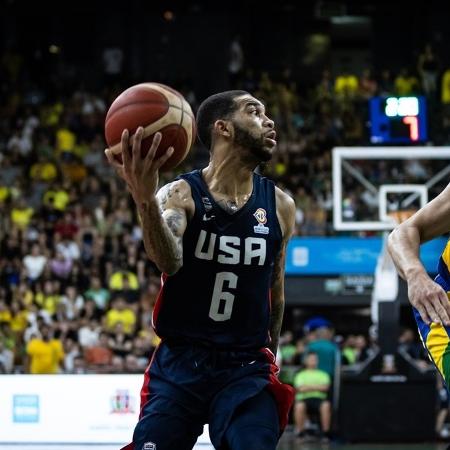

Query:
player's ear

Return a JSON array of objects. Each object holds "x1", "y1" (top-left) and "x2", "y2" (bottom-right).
[{"x1": 213, "y1": 120, "x2": 232, "y2": 139}]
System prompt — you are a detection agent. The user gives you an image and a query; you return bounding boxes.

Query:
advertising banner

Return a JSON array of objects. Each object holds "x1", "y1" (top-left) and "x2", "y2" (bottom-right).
[{"x1": 0, "y1": 375, "x2": 211, "y2": 446}]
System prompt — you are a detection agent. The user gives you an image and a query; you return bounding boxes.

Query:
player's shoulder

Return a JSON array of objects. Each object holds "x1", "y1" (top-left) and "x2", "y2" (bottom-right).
[
  {"x1": 274, "y1": 186, "x2": 296, "y2": 213},
  {"x1": 156, "y1": 178, "x2": 194, "y2": 213},
  {"x1": 274, "y1": 186, "x2": 296, "y2": 239}
]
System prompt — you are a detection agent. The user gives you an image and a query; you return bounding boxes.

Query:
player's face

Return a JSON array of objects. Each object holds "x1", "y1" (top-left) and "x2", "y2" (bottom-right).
[{"x1": 231, "y1": 95, "x2": 276, "y2": 162}]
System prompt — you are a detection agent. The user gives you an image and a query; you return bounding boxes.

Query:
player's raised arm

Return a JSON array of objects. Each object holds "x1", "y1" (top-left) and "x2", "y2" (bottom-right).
[
  {"x1": 387, "y1": 183, "x2": 450, "y2": 325},
  {"x1": 105, "y1": 127, "x2": 193, "y2": 275},
  {"x1": 270, "y1": 188, "x2": 296, "y2": 356}
]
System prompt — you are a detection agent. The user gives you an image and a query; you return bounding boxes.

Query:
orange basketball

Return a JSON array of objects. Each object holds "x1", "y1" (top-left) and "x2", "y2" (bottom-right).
[{"x1": 105, "y1": 82, "x2": 196, "y2": 171}]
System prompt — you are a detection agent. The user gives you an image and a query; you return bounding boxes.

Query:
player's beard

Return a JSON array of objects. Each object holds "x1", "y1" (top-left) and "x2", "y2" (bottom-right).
[{"x1": 232, "y1": 121, "x2": 273, "y2": 162}]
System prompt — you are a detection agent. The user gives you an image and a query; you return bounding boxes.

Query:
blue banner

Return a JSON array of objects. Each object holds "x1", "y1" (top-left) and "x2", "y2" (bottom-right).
[{"x1": 286, "y1": 237, "x2": 447, "y2": 275}]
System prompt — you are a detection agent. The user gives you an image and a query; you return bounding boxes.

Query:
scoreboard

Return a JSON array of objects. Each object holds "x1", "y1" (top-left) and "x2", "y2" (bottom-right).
[{"x1": 369, "y1": 96, "x2": 427, "y2": 144}]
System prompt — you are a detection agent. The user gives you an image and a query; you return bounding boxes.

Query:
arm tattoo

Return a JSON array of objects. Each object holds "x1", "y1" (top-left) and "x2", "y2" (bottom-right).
[
  {"x1": 269, "y1": 247, "x2": 286, "y2": 356},
  {"x1": 138, "y1": 186, "x2": 185, "y2": 274}
]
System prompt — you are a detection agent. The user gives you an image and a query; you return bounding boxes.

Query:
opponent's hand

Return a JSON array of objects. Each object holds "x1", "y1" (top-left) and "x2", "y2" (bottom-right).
[
  {"x1": 104, "y1": 127, "x2": 174, "y2": 207},
  {"x1": 408, "y1": 271, "x2": 450, "y2": 326}
]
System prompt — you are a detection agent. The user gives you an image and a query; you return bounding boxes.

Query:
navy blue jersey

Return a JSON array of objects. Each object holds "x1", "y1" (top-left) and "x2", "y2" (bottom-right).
[{"x1": 152, "y1": 169, "x2": 283, "y2": 349}]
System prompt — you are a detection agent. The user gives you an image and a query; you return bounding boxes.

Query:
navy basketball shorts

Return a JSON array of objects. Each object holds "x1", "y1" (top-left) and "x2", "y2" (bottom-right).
[{"x1": 121, "y1": 339, "x2": 294, "y2": 450}]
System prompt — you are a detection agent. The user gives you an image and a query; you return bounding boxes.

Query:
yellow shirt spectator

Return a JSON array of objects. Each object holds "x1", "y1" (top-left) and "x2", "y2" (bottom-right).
[
  {"x1": 30, "y1": 161, "x2": 58, "y2": 182},
  {"x1": 43, "y1": 189, "x2": 70, "y2": 211},
  {"x1": 0, "y1": 187, "x2": 9, "y2": 203},
  {"x1": 11, "y1": 207, "x2": 34, "y2": 229},
  {"x1": 334, "y1": 74, "x2": 359, "y2": 98},
  {"x1": 441, "y1": 69, "x2": 450, "y2": 104},
  {"x1": 0, "y1": 309, "x2": 12, "y2": 323},
  {"x1": 109, "y1": 271, "x2": 139, "y2": 290},
  {"x1": 106, "y1": 309, "x2": 136, "y2": 334},
  {"x1": 27, "y1": 338, "x2": 64, "y2": 374},
  {"x1": 35, "y1": 293, "x2": 61, "y2": 316},
  {"x1": 10, "y1": 310, "x2": 29, "y2": 333},
  {"x1": 56, "y1": 127, "x2": 76, "y2": 153}
]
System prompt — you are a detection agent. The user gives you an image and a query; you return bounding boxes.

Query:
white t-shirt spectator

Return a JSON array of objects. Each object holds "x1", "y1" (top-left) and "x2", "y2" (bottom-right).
[
  {"x1": 78, "y1": 325, "x2": 100, "y2": 348},
  {"x1": 23, "y1": 254, "x2": 47, "y2": 280},
  {"x1": 56, "y1": 240, "x2": 80, "y2": 261}
]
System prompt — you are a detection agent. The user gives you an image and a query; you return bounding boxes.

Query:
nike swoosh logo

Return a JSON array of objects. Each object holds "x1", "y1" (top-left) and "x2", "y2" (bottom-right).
[{"x1": 202, "y1": 214, "x2": 215, "y2": 221}]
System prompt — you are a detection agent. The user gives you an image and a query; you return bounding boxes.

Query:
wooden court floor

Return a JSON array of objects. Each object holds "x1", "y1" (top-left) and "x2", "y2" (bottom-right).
[{"x1": 0, "y1": 440, "x2": 449, "y2": 450}]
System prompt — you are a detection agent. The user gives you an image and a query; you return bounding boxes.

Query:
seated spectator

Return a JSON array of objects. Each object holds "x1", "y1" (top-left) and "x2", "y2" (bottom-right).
[
  {"x1": 78, "y1": 318, "x2": 101, "y2": 348},
  {"x1": 358, "y1": 68, "x2": 378, "y2": 100},
  {"x1": 9, "y1": 300, "x2": 29, "y2": 335},
  {"x1": 105, "y1": 297, "x2": 136, "y2": 335},
  {"x1": 394, "y1": 67, "x2": 420, "y2": 96},
  {"x1": 35, "y1": 280, "x2": 61, "y2": 316},
  {"x1": 11, "y1": 197, "x2": 34, "y2": 230},
  {"x1": 22, "y1": 243, "x2": 47, "y2": 282},
  {"x1": 59, "y1": 285, "x2": 84, "y2": 320},
  {"x1": 0, "y1": 339, "x2": 14, "y2": 373},
  {"x1": 84, "y1": 331, "x2": 113, "y2": 370},
  {"x1": 294, "y1": 352, "x2": 332, "y2": 443},
  {"x1": 279, "y1": 330, "x2": 297, "y2": 365},
  {"x1": 26, "y1": 324, "x2": 64, "y2": 374},
  {"x1": 84, "y1": 275, "x2": 110, "y2": 310},
  {"x1": 0, "y1": 299, "x2": 12, "y2": 323},
  {"x1": 55, "y1": 234, "x2": 80, "y2": 261},
  {"x1": 334, "y1": 69, "x2": 359, "y2": 100},
  {"x1": 109, "y1": 267, "x2": 139, "y2": 291},
  {"x1": 42, "y1": 182, "x2": 70, "y2": 212},
  {"x1": 49, "y1": 250, "x2": 73, "y2": 280},
  {"x1": 305, "y1": 317, "x2": 339, "y2": 379},
  {"x1": 54, "y1": 212, "x2": 79, "y2": 240},
  {"x1": 29, "y1": 156, "x2": 58, "y2": 182},
  {"x1": 108, "y1": 322, "x2": 133, "y2": 357}
]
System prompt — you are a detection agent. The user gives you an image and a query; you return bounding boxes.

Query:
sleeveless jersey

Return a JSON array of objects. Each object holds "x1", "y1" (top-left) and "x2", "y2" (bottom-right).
[{"x1": 152, "y1": 169, "x2": 283, "y2": 349}]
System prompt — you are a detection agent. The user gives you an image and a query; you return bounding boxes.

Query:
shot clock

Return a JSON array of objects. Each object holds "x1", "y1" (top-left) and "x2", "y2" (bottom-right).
[{"x1": 369, "y1": 96, "x2": 427, "y2": 144}]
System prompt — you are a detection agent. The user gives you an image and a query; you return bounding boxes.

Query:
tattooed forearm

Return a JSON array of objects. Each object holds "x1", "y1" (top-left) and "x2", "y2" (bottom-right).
[
  {"x1": 269, "y1": 246, "x2": 286, "y2": 355},
  {"x1": 138, "y1": 198, "x2": 184, "y2": 275},
  {"x1": 269, "y1": 300, "x2": 285, "y2": 356}
]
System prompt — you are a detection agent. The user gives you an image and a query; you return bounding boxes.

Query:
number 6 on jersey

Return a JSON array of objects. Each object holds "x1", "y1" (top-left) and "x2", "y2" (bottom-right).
[{"x1": 209, "y1": 272, "x2": 238, "y2": 321}]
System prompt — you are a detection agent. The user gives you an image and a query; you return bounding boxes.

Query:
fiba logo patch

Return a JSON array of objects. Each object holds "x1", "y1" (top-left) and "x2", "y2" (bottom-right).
[
  {"x1": 253, "y1": 208, "x2": 269, "y2": 234},
  {"x1": 253, "y1": 208, "x2": 267, "y2": 224},
  {"x1": 143, "y1": 443, "x2": 156, "y2": 450}
]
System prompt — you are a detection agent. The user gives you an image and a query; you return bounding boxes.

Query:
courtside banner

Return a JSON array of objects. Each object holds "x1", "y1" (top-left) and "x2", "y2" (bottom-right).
[
  {"x1": 286, "y1": 237, "x2": 447, "y2": 275},
  {"x1": 0, "y1": 374, "x2": 212, "y2": 445},
  {"x1": 0, "y1": 374, "x2": 141, "y2": 443}
]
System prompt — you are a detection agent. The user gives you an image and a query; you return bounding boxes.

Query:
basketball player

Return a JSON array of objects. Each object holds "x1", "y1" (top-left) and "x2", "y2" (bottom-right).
[
  {"x1": 388, "y1": 183, "x2": 450, "y2": 385},
  {"x1": 105, "y1": 90, "x2": 296, "y2": 450}
]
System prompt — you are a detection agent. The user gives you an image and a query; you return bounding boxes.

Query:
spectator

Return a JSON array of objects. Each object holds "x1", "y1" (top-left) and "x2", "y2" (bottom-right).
[
  {"x1": 0, "y1": 340, "x2": 14, "y2": 373},
  {"x1": 84, "y1": 331, "x2": 113, "y2": 371},
  {"x1": 84, "y1": 276, "x2": 110, "y2": 310},
  {"x1": 105, "y1": 297, "x2": 136, "y2": 334},
  {"x1": 293, "y1": 352, "x2": 332, "y2": 443},
  {"x1": 394, "y1": 67, "x2": 420, "y2": 96},
  {"x1": 78, "y1": 318, "x2": 101, "y2": 348},
  {"x1": 22, "y1": 244, "x2": 47, "y2": 282},
  {"x1": 26, "y1": 324, "x2": 64, "y2": 374},
  {"x1": 417, "y1": 43, "x2": 440, "y2": 98},
  {"x1": 305, "y1": 317, "x2": 339, "y2": 379}
]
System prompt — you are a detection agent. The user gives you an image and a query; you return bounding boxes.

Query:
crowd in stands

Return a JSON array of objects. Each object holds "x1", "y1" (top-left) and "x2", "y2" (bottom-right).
[{"x1": 0, "y1": 41, "x2": 449, "y2": 403}]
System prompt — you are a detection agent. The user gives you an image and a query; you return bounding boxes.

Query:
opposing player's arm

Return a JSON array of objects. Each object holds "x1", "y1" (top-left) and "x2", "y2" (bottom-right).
[
  {"x1": 269, "y1": 187, "x2": 296, "y2": 356},
  {"x1": 139, "y1": 179, "x2": 194, "y2": 275},
  {"x1": 388, "y1": 183, "x2": 450, "y2": 325}
]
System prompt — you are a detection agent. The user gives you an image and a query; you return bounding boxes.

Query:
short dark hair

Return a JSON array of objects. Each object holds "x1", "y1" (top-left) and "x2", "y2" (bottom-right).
[{"x1": 196, "y1": 90, "x2": 249, "y2": 150}]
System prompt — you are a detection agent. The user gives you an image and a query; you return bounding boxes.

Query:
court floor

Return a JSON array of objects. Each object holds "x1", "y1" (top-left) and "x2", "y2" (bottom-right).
[{"x1": 1, "y1": 438, "x2": 449, "y2": 450}]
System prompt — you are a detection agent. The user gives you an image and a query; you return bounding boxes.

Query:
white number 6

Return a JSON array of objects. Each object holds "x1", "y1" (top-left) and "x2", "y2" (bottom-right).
[{"x1": 209, "y1": 272, "x2": 238, "y2": 322}]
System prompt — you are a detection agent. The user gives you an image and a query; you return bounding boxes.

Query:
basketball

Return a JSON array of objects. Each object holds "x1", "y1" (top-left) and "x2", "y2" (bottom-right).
[{"x1": 104, "y1": 82, "x2": 196, "y2": 171}]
